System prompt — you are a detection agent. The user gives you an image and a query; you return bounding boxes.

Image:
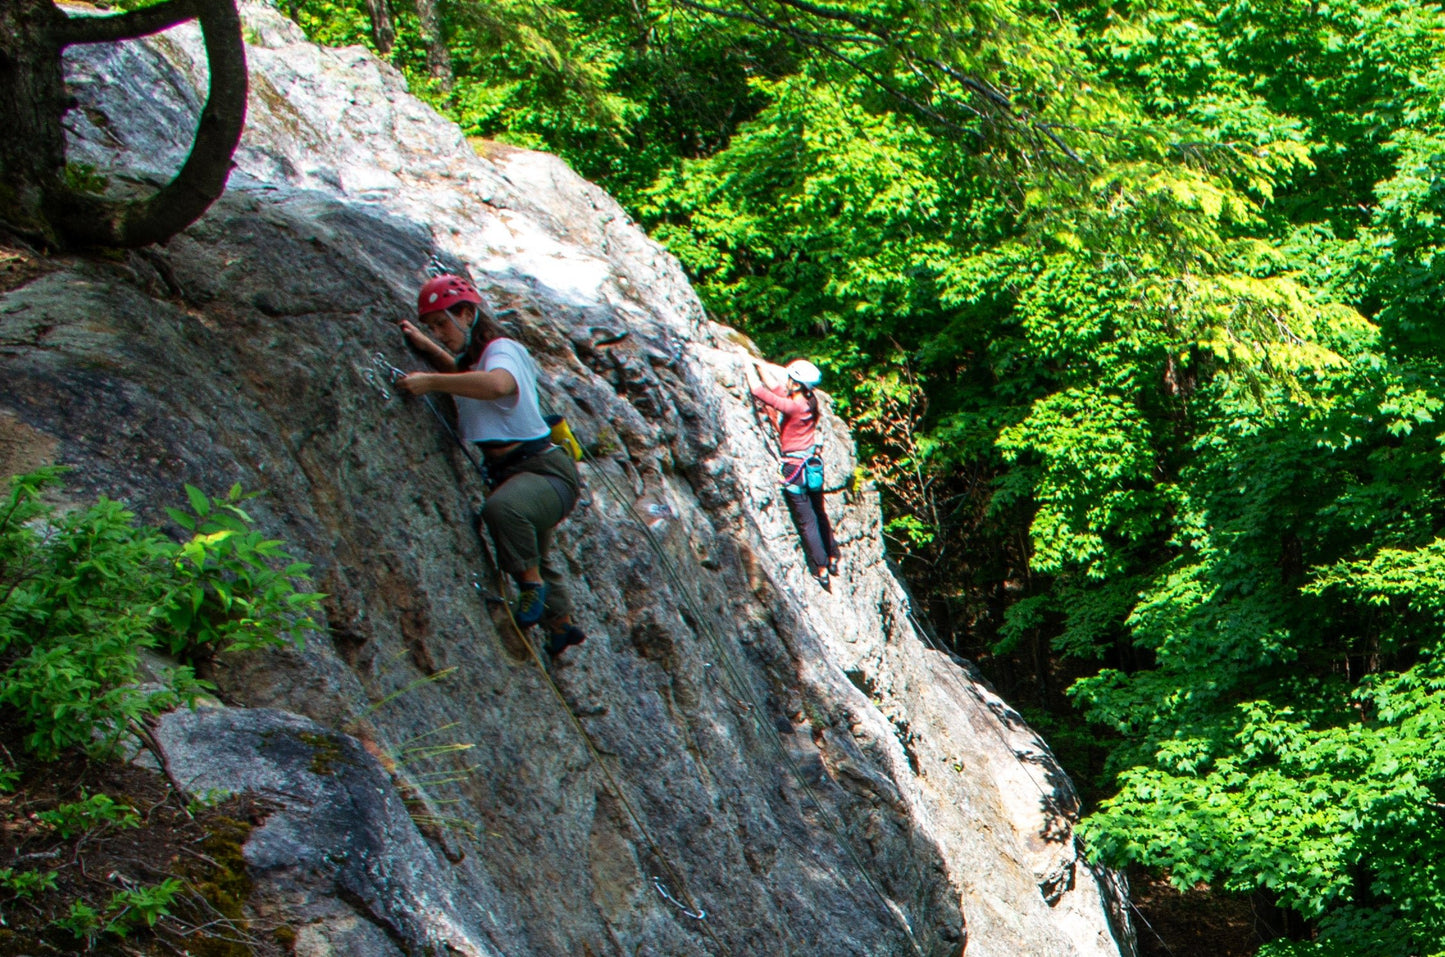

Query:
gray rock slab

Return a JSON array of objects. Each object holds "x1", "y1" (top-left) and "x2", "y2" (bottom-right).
[{"x1": 155, "y1": 706, "x2": 511, "y2": 956}]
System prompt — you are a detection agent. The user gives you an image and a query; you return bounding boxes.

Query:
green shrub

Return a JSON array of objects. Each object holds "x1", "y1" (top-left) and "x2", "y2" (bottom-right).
[
  {"x1": 54, "y1": 900, "x2": 103, "y2": 945},
  {"x1": 0, "y1": 867, "x2": 58, "y2": 899},
  {"x1": 103, "y1": 878, "x2": 183, "y2": 934},
  {"x1": 36, "y1": 793, "x2": 141, "y2": 838},
  {"x1": 159, "y1": 482, "x2": 322, "y2": 664},
  {"x1": 0, "y1": 468, "x2": 322, "y2": 760}
]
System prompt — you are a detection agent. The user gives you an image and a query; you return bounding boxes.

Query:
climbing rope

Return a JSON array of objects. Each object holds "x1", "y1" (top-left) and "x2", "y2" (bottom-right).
[
  {"x1": 902, "y1": 604, "x2": 1158, "y2": 955},
  {"x1": 902, "y1": 605, "x2": 1073, "y2": 823},
  {"x1": 376, "y1": 279, "x2": 923, "y2": 950},
  {"x1": 567, "y1": 414, "x2": 928, "y2": 957},
  {"x1": 370, "y1": 353, "x2": 722, "y2": 950},
  {"x1": 481, "y1": 571, "x2": 719, "y2": 937}
]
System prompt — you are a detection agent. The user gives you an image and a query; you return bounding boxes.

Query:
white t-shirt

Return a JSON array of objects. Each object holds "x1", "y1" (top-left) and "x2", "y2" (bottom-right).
[{"x1": 455, "y1": 338, "x2": 551, "y2": 444}]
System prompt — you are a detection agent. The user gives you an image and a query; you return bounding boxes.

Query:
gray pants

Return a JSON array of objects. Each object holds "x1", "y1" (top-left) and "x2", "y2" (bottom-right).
[{"x1": 481, "y1": 445, "x2": 580, "y2": 624}]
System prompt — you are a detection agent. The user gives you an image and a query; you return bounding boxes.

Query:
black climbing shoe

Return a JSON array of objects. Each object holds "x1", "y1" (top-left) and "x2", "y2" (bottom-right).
[
  {"x1": 828, "y1": 557, "x2": 840, "y2": 577},
  {"x1": 813, "y1": 568, "x2": 831, "y2": 591},
  {"x1": 546, "y1": 623, "x2": 587, "y2": 658},
  {"x1": 512, "y1": 581, "x2": 548, "y2": 627}
]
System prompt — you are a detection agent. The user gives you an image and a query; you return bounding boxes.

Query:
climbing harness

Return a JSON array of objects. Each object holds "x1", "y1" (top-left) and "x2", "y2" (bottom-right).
[{"x1": 781, "y1": 447, "x2": 826, "y2": 494}]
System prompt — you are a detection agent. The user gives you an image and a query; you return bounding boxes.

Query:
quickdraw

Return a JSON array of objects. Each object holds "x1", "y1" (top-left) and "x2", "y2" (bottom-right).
[
  {"x1": 652, "y1": 876, "x2": 707, "y2": 920},
  {"x1": 373, "y1": 352, "x2": 407, "y2": 383},
  {"x1": 363, "y1": 351, "x2": 407, "y2": 400},
  {"x1": 703, "y1": 662, "x2": 754, "y2": 713},
  {"x1": 364, "y1": 351, "x2": 408, "y2": 400}
]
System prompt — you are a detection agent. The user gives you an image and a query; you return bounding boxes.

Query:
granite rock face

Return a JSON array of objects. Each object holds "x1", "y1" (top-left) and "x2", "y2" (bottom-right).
[{"x1": 0, "y1": 4, "x2": 1133, "y2": 954}]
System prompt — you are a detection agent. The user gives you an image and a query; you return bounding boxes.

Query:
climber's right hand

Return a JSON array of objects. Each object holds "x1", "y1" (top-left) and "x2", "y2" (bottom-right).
[
  {"x1": 395, "y1": 372, "x2": 434, "y2": 397},
  {"x1": 399, "y1": 319, "x2": 427, "y2": 348}
]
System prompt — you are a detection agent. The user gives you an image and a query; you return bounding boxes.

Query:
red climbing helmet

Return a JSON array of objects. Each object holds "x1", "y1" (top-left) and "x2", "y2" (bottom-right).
[{"x1": 417, "y1": 274, "x2": 482, "y2": 319}]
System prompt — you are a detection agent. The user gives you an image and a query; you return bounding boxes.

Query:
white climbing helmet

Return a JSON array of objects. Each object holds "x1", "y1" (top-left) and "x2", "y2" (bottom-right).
[{"x1": 785, "y1": 359, "x2": 822, "y2": 389}]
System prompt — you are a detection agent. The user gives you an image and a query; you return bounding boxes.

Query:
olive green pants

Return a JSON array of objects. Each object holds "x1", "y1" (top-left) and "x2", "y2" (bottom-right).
[{"x1": 480, "y1": 445, "x2": 580, "y2": 624}]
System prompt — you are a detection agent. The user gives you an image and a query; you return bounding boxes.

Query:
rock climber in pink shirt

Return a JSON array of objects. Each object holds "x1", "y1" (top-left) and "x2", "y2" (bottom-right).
[{"x1": 750, "y1": 358, "x2": 841, "y2": 590}]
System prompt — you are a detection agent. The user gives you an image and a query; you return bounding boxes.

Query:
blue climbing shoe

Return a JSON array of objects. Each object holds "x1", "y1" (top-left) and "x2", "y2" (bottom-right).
[
  {"x1": 545, "y1": 623, "x2": 587, "y2": 658},
  {"x1": 512, "y1": 581, "x2": 548, "y2": 627}
]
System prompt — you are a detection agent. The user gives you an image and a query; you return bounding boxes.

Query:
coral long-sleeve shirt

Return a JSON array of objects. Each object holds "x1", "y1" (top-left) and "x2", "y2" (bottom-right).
[{"x1": 751, "y1": 383, "x2": 818, "y2": 457}]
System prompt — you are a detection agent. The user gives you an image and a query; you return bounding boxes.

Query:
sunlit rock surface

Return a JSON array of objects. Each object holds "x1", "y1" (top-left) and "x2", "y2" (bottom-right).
[{"x1": 0, "y1": 4, "x2": 1134, "y2": 954}]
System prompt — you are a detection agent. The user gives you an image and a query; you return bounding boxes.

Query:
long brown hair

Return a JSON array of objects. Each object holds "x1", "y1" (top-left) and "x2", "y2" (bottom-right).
[
  {"x1": 793, "y1": 380, "x2": 819, "y2": 422},
  {"x1": 453, "y1": 304, "x2": 508, "y2": 371}
]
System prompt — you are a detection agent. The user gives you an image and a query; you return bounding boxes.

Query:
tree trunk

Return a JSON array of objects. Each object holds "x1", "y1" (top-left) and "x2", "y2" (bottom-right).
[
  {"x1": 54, "y1": 0, "x2": 248, "y2": 247},
  {"x1": 412, "y1": 0, "x2": 453, "y2": 91},
  {"x1": 0, "y1": 0, "x2": 247, "y2": 249},
  {"x1": 364, "y1": 0, "x2": 396, "y2": 55},
  {"x1": 0, "y1": 0, "x2": 70, "y2": 240}
]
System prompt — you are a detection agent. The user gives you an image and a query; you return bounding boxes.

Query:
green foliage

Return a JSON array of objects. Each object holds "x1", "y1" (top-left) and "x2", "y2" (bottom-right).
[
  {"x1": 161, "y1": 483, "x2": 321, "y2": 662},
  {"x1": 48, "y1": 878, "x2": 181, "y2": 943},
  {"x1": 0, "y1": 867, "x2": 59, "y2": 899},
  {"x1": 36, "y1": 792, "x2": 141, "y2": 838},
  {"x1": 103, "y1": 878, "x2": 183, "y2": 934},
  {"x1": 1082, "y1": 653, "x2": 1445, "y2": 951},
  {"x1": 0, "y1": 468, "x2": 190, "y2": 759},
  {"x1": 54, "y1": 900, "x2": 104, "y2": 944},
  {"x1": 61, "y1": 162, "x2": 109, "y2": 195},
  {"x1": 0, "y1": 469, "x2": 321, "y2": 760}
]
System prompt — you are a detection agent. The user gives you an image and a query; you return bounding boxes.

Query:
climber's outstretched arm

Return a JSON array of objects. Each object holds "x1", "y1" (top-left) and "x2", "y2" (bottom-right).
[{"x1": 397, "y1": 369, "x2": 518, "y2": 401}]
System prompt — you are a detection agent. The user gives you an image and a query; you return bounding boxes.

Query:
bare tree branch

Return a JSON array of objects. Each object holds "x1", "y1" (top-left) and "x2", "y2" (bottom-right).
[
  {"x1": 57, "y1": 0, "x2": 198, "y2": 47},
  {"x1": 49, "y1": 0, "x2": 247, "y2": 247},
  {"x1": 669, "y1": 0, "x2": 1092, "y2": 160}
]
